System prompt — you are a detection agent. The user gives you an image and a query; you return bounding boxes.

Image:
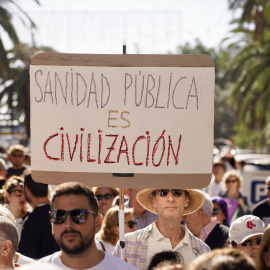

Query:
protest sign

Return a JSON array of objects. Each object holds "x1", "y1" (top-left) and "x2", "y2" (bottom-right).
[{"x1": 30, "y1": 53, "x2": 214, "y2": 188}]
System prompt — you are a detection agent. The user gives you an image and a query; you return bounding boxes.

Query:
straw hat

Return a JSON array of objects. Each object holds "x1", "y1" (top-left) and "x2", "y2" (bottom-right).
[{"x1": 136, "y1": 189, "x2": 205, "y2": 216}]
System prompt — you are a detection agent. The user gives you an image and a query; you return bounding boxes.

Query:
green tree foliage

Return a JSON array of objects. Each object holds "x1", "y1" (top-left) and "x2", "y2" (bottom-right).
[
  {"x1": 225, "y1": 0, "x2": 270, "y2": 150},
  {"x1": 177, "y1": 39, "x2": 237, "y2": 139}
]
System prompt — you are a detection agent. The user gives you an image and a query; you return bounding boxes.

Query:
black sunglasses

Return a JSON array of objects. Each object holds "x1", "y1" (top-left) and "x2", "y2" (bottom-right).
[
  {"x1": 96, "y1": 193, "x2": 113, "y2": 201},
  {"x1": 125, "y1": 220, "x2": 137, "y2": 229},
  {"x1": 212, "y1": 208, "x2": 220, "y2": 215},
  {"x1": 153, "y1": 189, "x2": 183, "y2": 198},
  {"x1": 11, "y1": 153, "x2": 23, "y2": 158},
  {"x1": 10, "y1": 190, "x2": 24, "y2": 196},
  {"x1": 267, "y1": 186, "x2": 270, "y2": 190},
  {"x1": 241, "y1": 238, "x2": 261, "y2": 247},
  {"x1": 49, "y1": 209, "x2": 95, "y2": 225}
]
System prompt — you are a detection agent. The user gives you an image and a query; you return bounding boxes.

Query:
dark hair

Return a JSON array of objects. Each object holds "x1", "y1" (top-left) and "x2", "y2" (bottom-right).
[
  {"x1": 51, "y1": 182, "x2": 98, "y2": 216},
  {"x1": 24, "y1": 174, "x2": 48, "y2": 197},
  {"x1": 187, "y1": 248, "x2": 255, "y2": 270},
  {"x1": 211, "y1": 196, "x2": 229, "y2": 226},
  {"x1": 147, "y1": 251, "x2": 183, "y2": 270}
]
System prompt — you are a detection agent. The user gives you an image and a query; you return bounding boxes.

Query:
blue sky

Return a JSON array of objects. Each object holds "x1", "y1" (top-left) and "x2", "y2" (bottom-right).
[{"x1": 9, "y1": 0, "x2": 235, "y2": 54}]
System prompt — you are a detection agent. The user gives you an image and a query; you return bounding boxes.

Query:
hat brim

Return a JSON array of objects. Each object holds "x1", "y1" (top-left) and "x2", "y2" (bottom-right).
[
  {"x1": 136, "y1": 189, "x2": 205, "y2": 216},
  {"x1": 234, "y1": 232, "x2": 264, "y2": 244}
]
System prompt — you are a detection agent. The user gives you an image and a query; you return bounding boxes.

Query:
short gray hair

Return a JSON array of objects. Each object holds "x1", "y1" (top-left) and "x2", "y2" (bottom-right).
[
  {"x1": 0, "y1": 216, "x2": 18, "y2": 254},
  {"x1": 200, "y1": 191, "x2": 213, "y2": 217}
]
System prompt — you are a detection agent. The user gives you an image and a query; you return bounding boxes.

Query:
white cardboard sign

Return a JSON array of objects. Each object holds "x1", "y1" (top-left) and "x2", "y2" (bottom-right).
[{"x1": 30, "y1": 54, "x2": 214, "y2": 188}]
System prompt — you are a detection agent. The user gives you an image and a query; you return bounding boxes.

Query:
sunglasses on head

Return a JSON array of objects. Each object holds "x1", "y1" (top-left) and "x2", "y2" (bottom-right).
[
  {"x1": 125, "y1": 220, "x2": 137, "y2": 229},
  {"x1": 241, "y1": 238, "x2": 261, "y2": 247},
  {"x1": 49, "y1": 209, "x2": 95, "y2": 225},
  {"x1": 153, "y1": 189, "x2": 183, "y2": 198},
  {"x1": 96, "y1": 193, "x2": 113, "y2": 201}
]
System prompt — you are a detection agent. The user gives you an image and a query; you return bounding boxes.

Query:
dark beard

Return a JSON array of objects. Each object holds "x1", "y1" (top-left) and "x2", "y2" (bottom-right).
[{"x1": 57, "y1": 228, "x2": 94, "y2": 255}]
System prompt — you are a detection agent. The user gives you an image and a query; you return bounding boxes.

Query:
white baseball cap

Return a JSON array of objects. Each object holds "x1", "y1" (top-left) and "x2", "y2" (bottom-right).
[{"x1": 229, "y1": 215, "x2": 265, "y2": 244}]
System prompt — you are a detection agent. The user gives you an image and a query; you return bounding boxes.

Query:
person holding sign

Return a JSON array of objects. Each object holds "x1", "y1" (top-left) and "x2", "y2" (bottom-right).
[
  {"x1": 40, "y1": 182, "x2": 138, "y2": 270},
  {"x1": 113, "y1": 188, "x2": 210, "y2": 269}
]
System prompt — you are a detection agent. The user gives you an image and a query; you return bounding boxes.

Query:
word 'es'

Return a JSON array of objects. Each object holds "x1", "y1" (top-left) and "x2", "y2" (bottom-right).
[{"x1": 43, "y1": 128, "x2": 182, "y2": 167}]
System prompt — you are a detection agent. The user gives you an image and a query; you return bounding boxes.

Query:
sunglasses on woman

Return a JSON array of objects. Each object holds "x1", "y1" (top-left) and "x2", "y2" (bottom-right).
[
  {"x1": 152, "y1": 189, "x2": 183, "y2": 198},
  {"x1": 96, "y1": 193, "x2": 113, "y2": 201},
  {"x1": 49, "y1": 209, "x2": 95, "y2": 224},
  {"x1": 125, "y1": 220, "x2": 137, "y2": 229},
  {"x1": 241, "y1": 238, "x2": 261, "y2": 247},
  {"x1": 10, "y1": 190, "x2": 24, "y2": 196}
]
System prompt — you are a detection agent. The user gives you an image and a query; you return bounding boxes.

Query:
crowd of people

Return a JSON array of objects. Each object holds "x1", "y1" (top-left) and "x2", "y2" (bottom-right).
[{"x1": 0, "y1": 144, "x2": 269, "y2": 269}]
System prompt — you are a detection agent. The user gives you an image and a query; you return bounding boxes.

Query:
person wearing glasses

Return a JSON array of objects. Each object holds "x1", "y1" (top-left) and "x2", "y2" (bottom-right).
[
  {"x1": 252, "y1": 176, "x2": 270, "y2": 226},
  {"x1": 92, "y1": 187, "x2": 119, "y2": 216},
  {"x1": 229, "y1": 215, "x2": 265, "y2": 265},
  {"x1": 18, "y1": 173, "x2": 59, "y2": 259},
  {"x1": 113, "y1": 188, "x2": 210, "y2": 269},
  {"x1": 183, "y1": 191, "x2": 229, "y2": 250},
  {"x1": 219, "y1": 170, "x2": 250, "y2": 225},
  {"x1": 40, "y1": 182, "x2": 138, "y2": 270},
  {"x1": 211, "y1": 196, "x2": 230, "y2": 226},
  {"x1": 2, "y1": 176, "x2": 29, "y2": 241},
  {"x1": 96, "y1": 206, "x2": 137, "y2": 254},
  {"x1": 6, "y1": 145, "x2": 27, "y2": 179}
]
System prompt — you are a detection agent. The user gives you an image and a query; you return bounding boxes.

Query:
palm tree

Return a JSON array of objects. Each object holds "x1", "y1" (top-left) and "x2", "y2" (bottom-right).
[
  {"x1": 0, "y1": 0, "x2": 40, "y2": 81},
  {"x1": 224, "y1": 0, "x2": 270, "y2": 150},
  {"x1": 228, "y1": 0, "x2": 268, "y2": 45}
]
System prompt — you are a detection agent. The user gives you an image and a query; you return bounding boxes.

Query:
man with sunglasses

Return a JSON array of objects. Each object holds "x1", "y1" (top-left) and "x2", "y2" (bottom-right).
[
  {"x1": 229, "y1": 215, "x2": 265, "y2": 265},
  {"x1": 252, "y1": 176, "x2": 270, "y2": 226},
  {"x1": 40, "y1": 182, "x2": 138, "y2": 270},
  {"x1": 113, "y1": 188, "x2": 210, "y2": 269},
  {"x1": 6, "y1": 144, "x2": 27, "y2": 179}
]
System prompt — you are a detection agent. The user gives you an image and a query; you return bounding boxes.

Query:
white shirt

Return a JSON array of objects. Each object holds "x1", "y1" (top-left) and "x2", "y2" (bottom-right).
[
  {"x1": 146, "y1": 222, "x2": 197, "y2": 266},
  {"x1": 39, "y1": 251, "x2": 138, "y2": 270}
]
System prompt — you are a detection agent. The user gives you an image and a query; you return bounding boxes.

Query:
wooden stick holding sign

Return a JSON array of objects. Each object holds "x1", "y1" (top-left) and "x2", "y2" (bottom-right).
[
  {"x1": 118, "y1": 45, "x2": 127, "y2": 261},
  {"x1": 119, "y1": 188, "x2": 125, "y2": 260}
]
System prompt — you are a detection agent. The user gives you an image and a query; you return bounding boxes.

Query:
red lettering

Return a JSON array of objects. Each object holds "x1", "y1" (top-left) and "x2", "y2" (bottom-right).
[
  {"x1": 104, "y1": 135, "x2": 118, "y2": 163},
  {"x1": 43, "y1": 133, "x2": 60, "y2": 161}
]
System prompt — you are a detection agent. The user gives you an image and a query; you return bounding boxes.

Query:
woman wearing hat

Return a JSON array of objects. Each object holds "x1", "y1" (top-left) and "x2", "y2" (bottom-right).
[
  {"x1": 229, "y1": 215, "x2": 265, "y2": 265},
  {"x1": 113, "y1": 188, "x2": 210, "y2": 269}
]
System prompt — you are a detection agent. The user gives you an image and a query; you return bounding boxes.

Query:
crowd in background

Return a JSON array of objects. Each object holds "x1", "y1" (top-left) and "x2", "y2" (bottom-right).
[{"x1": 0, "y1": 143, "x2": 269, "y2": 269}]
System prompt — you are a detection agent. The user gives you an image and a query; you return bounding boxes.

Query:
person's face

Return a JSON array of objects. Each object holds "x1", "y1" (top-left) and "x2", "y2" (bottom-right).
[
  {"x1": 6, "y1": 185, "x2": 26, "y2": 211},
  {"x1": 225, "y1": 176, "x2": 239, "y2": 191},
  {"x1": 9, "y1": 151, "x2": 25, "y2": 167},
  {"x1": 212, "y1": 165, "x2": 225, "y2": 182},
  {"x1": 152, "y1": 189, "x2": 189, "y2": 220},
  {"x1": 124, "y1": 213, "x2": 137, "y2": 233},
  {"x1": 95, "y1": 188, "x2": 114, "y2": 216},
  {"x1": 128, "y1": 189, "x2": 146, "y2": 218},
  {"x1": 183, "y1": 210, "x2": 203, "y2": 237},
  {"x1": 212, "y1": 202, "x2": 226, "y2": 224},
  {"x1": 236, "y1": 235, "x2": 262, "y2": 263},
  {"x1": 51, "y1": 194, "x2": 101, "y2": 255}
]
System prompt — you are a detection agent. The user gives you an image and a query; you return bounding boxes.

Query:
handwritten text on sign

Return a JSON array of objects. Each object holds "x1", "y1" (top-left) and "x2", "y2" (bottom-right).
[{"x1": 30, "y1": 66, "x2": 214, "y2": 174}]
